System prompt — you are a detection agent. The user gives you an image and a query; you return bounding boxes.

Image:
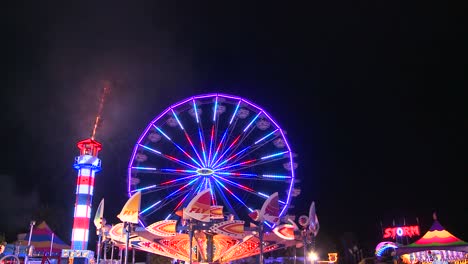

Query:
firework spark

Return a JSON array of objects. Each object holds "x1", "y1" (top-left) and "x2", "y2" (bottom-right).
[{"x1": 91, "y1": 82, "x2": 111, "y2": 140}]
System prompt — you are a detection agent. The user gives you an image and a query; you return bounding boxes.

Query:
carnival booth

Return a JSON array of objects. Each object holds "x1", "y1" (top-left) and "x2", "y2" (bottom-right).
[{"x1": 396, "y1": 215, "x2": 468, "y2": 264}]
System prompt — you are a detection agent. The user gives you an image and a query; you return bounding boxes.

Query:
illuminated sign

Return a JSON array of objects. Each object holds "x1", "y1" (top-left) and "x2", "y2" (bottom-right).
[{"x1": 383, "y1": 225, "x2": 420, "y2": 239}]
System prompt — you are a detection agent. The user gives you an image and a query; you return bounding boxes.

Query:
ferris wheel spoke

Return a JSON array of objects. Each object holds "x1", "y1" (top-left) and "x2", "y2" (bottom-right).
[
  {"x1": 151, "y1": 125, "x2": 203, "y2": 168},
  {"x1": 210, "y1": 110, "x2": 262, "y2": 167},
  {"x1": 132, "y1": 174, "x2": 199, "y2": 195},
  {"x1": 137, "y1": 144, "x2": 198, "y2": 170},
  {"x1": 140, "y1": 178, "x2": 199, "y2": 217},
  {"x1": 210, "y1": 100, "x2": 241, "y2": 166},
  {"x1": 220, "y1": 129, "x2": 282, "y2": 168},
  {"x1": 171, "y1": 108, "x2": 206, "y2": 167},
  {"x1": 212, "y1": 179, "x2": 239, "y2": 219},
  {"x1": 209, "y1": 128, "x2": 229, "y2": 167},
  {"x1": 207, "y1": 178, "x2": 217, "y2": 205},
  {"x1": 210, "y1": 121, "x2": 262, "y2": 169},
  {"x1": 192, "y1": 99, "x2": 209, "y2": 166},
  {"x1": 170, "y1": 180, "x2": 207, "y2": 215},
  {"x1": 212, "y1": 177, "x2": 253, "y2": 214},
  {"x1": 140, "y1": 190, "x2": 188, "y2": 217},
  {"x1": 207, "y1": 124, "x2": 216, "y2": 167},
  {"x1": 215, "y1": 150, "x2": 289, "y2": 172}
]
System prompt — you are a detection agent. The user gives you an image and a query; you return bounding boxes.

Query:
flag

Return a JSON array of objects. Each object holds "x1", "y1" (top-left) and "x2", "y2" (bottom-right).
[
  {"x1": 117, "y1": 192, "x2": 141, "y2": 224},
  {"x1": 308, "y1": 201, "x2": 320, "y2": 236},
  {"x1": 94, "y1": 198, "x2": 105, "y2": 229},
  {"x1": 183, "y1": 189, "x2": 211, "y2": 222},
  {"x1": 260, "y1": 192, "x2": 280, "y2": 225}
]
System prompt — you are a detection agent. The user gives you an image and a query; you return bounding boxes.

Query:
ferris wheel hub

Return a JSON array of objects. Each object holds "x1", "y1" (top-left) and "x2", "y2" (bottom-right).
[{"x1": 197, "y1": 167, "x2": 215, "y2": 176}]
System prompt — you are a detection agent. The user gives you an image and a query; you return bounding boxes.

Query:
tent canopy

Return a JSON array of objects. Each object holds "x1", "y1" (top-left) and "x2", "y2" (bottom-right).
[
  {"x1": 17, "y1": 221, "x2": 70, "y2": 256},
  {"x1": 397, "y1": 219, "x2": 468, "y2": 255}
]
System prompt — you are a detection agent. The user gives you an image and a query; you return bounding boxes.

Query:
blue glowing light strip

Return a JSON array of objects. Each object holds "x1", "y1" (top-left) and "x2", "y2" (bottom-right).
[
  {"x1": 215, "y1": 157, "x2": 256, "y2": 171},
  {"x1": 174, "y1": 144, "x2": 200, "y2": 167},
  {"x1": 208, "y1": 179, "x2": 217, "y2": 205},
  {"x1": 229, "y1": 100, "x2": 241, "y2": 124},
  {"x1": 133, "y1": 184, "x2": 157, "y2": 192},
  {"x1": 198, "y1": 124, "x2": 208, "y2": 166},
  {"x1": 213, "y1": 177, "x2": 251, "y2": 210},
  {"x1": 262, "y1": 174, "x2": 291, "y2": 179},
  {"x1": 255, "y1": 129, "x2": 278, "y2": 145},
  {"x1": 131, "y1": 166, "x2": 157, "y2": 171},
  {"x1": 139, "y1": 144, "x2": 197, "y2": 169},
  {"x1": 153, "y1": 125, "x2": 171, "y2": 140},
  {"x1": 166, "y1": 178, "x2": 198, "y2": 198},
  {"x1": 208, "y1": 125, "x2": 215, "y2": 167},
  {"x1": 243, "y1": 111, "x2": 262, "y2": 132},
  {"x1": 260, "y1": 151, "x2": 289, "y2": 160},
  {"x1": 159, "y1": 168, "x2": 197, "y2": 173},
  {"x1": 153, "y1": 125, "x2": 202, "y2": 168},
  {"x1": 174, "y1": 192, "x2": 192, "y2": 211},
  {"x1": 171, "y1": 109, "x2": 184, "y2": 130},
  {"x1": 192, "y1": 99, "x2": 200, "y2": 123},
  {"x1": 213, "y1": 175, "x2": 254, "y2": 192},
  {"x1": 141, "y1": 200, "x2": 162, "y2": 214},
  {"x1": 213, "y1": 180, "x2": 240, "y2": 218},
  {"x1": 138, "y1": 144, "x2": 161, "y2": 154},
  {"x1": 212, "y1": 146, "x2": 250, "y2": 168},
  {"x1": 141, "y1": 178, "x2": 199, "y2": 215},
  {"x1": 209, "y1": 128, "x2": 229, "y2": 167},
  {"x1": 257, "y1": 192, "x2": 286, "y2": 205},
  {"x1": 159, "y1": 174, "x2": 199, "y2": 186},
  {"x1": 215, "y1": 172, "x2": 257, "y2": 177},
  {"x1": 213, "y1": 96, "x2": 218, "y2": 121},
  {"x1": 165, "y1": 214, "x2": 172, "y2": 220},
  {"x1": 210, "y1": 134, "x2": 241, "y2": 168},
  {"x1": 184, "y1": 130, "x2": 205, "y2": 167}
]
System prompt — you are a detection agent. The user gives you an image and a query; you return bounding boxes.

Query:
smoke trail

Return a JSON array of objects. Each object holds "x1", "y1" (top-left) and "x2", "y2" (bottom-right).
[{"x1": 91, "y1": 82, "x2": 111, "y2": 140}]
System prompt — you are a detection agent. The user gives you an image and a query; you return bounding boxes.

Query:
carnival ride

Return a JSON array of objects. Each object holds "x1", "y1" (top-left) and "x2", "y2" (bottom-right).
[
  {"x1": 127, "y1": 93, "x2": 297, "y2": 225},
  {"x1": 102, "y1": 93, "x2": 321, "y2": 263}
]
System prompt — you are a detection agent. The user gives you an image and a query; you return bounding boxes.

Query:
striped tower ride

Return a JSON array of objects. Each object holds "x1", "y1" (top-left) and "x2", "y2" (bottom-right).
[{"x1": 71, "y1": 138, "x2": 102, "y2": 250}]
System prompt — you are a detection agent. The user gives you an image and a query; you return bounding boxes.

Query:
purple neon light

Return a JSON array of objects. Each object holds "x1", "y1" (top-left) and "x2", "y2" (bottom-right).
[{"x1": 128, "y1": 93, "x2": 296, "y2": 221}]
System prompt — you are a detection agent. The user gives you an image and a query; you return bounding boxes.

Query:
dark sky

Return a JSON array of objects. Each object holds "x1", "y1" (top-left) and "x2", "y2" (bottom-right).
[{"x1": 2, "y1": 0, "x2": 467, "y2": 257}]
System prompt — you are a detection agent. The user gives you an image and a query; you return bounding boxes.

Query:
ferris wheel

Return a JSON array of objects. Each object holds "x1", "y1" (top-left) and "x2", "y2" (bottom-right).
[{"x1": 127, "y1": 93, "x2": 297, "y2": 226}]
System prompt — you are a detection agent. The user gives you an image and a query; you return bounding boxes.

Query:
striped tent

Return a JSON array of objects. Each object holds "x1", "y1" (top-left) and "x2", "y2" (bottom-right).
[
  {"x1": 17, "y1": 221, "x2": 70, "y2": 256},
  {"x1": 397, "y1": 217, "x2": 468, "y2": 263}
]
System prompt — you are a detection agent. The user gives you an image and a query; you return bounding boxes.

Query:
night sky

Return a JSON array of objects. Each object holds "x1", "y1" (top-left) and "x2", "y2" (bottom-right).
[{"x1": 2, "y1": 0, "x2": 467, "y2": 258}]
